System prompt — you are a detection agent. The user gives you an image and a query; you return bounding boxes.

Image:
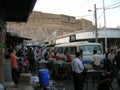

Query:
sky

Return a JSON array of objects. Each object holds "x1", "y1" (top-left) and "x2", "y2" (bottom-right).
[{"x1": 33, "y1": 0, "x2": 120, "y2": 28}]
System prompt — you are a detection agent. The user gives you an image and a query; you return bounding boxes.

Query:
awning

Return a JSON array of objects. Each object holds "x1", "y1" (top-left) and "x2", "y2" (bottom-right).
[
  {"x1": 0, "y1": 0, "x2": 37, "y2": 22},
  {"x1": 25, "y1": 43, "x2": 44, "y2": 47},
  {"x1": 6, "y1": 32, "x2": 31, "y2": 47}
]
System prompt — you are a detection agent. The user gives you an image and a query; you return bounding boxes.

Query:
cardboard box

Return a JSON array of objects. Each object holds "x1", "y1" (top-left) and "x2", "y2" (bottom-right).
[{"x1": 19, "y1": 73, "x2": 31, "y2": 83}]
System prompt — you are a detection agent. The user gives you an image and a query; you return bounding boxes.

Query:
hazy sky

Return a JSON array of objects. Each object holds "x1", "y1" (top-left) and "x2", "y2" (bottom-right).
[{"x1": 34, "y1": 0, "x2": 120, "y2": 28}]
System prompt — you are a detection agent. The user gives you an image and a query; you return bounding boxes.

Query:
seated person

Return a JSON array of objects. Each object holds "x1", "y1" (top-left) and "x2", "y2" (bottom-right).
[
  {"x1": 98, "y1": 71, "x2": 113, "y2": 90},
  {"x1": 60, "y1": 53, "x2": 67, "y2": 61},
  {"x1": 53, "y1": 52, "x2": 60, "y2": 61},
  {"x1": 48, "y1": 51, "x2": 54, "y2": 60},
  {"x1": 64, "y1": 52, "x2": 72, "y2": 62}
]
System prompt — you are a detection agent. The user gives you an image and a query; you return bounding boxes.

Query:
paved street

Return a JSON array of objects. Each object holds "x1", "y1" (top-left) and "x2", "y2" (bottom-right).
[
  {"x1": 5, "y1": 77, "x2": 120, "y2": 90},
  {"x1": 54, "y1": 78, "x2": 120, "y2": 90}
]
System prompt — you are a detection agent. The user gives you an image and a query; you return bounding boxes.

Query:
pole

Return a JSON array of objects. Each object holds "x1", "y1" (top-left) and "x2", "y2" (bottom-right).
[
  {"x1": 103, "y1": 0, "x2": 107, "y2": 52},
  {"x1": 94, "y1": 4, "x2": 98, "y2": 43}
]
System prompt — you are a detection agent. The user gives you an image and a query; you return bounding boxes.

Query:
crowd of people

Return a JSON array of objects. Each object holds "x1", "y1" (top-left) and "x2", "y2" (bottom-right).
[
  {"x1": 7, "y1": 45, "x2": 120, "y2": 90},
  {"x1": 71, "y1": 45, "x2": 120, "y2": 90},
  {"x1": 7, "y1": 46, "x2": 70, "y2": 86}
]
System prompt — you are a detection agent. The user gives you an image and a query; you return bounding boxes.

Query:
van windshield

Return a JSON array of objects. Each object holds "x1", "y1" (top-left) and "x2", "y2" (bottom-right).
[{"x1": 79, "y1": 45, "x2": 102, "y2": 55}]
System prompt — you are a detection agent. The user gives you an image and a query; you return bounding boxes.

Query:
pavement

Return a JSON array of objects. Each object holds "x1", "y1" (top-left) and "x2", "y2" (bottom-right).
[
  {"x1": 65, "y1": 78, "x2": 119, "y2": 90},
  {"x1": 4, "y1": 77, "x2": 120, "y2": 90}
]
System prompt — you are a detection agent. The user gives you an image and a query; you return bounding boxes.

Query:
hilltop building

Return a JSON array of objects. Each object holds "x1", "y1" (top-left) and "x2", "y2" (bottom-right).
[{"x1": 7, "y1": 11, "x2": 94, "y2": 44}]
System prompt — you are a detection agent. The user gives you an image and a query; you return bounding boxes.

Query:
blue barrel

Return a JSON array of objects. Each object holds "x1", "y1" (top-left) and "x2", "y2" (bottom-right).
[{"x1": 38, "y1": 69, "x2": 50, "y2": 86}]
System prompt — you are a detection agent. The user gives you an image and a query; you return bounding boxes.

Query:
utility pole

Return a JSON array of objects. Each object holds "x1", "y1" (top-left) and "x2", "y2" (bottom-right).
[
  {"x1": 94, "y1": 4, "x2": 98, "y2": 43},
  {"x1": 103, "y1": 0, "x2": 107, "y2": 52}
]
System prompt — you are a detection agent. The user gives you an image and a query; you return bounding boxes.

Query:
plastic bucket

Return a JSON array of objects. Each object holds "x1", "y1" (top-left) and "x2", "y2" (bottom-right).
[{"x1": 38, "y1": 69, "x2": 50, "y2": 86}]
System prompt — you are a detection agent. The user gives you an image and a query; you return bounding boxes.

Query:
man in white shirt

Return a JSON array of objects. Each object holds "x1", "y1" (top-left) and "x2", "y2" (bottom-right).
[
  {"x1": 91, "y1": 50, "x2": 101, "y2": 70},
  {"x1": 71, "y1": 52, "x2": 84, "y2": 90}
]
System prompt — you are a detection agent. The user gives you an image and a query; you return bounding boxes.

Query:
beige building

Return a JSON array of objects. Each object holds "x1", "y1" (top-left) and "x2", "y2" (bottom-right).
[
  {"x1": 76, "y1": 18, "x2": 94, "y2": 30},
  {"x1": 6, "y1": 11, "x2": 94, "y2": 44}
]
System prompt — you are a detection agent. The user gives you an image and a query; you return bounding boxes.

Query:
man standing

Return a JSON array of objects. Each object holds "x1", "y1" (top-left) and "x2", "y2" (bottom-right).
[
  {"x1": 79, "y1": 49, "x2": 84, "y2": 63},
  {"x1": 71, "y1": 52, "x2": 84, "y2": 90},
  {"x1": 91, "y1": 50, "x2": 101, "y2": 70},
  {"x1": 107, "y1": 49, "x2": 115, "y2": 71},
  {"x1": 9, "y1": 48, "x2": 19, "y2": 87},
  {"x1": 27, "y1": 48, "x2": 36, "y2": 74},
  {"x1": 113, "y1": 51, "x2": 120, "y2": 87}
]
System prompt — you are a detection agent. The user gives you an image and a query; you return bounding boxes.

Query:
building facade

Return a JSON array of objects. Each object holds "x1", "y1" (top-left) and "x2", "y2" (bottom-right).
[
  {"x1": 56, "y1": 28, "x2": 120, "y2": 51},
  {"x1": 7, "y1": 11, "x2": 94, "y2": 44},
  {"x1": 76, "y1": 18, "x2": 94, "y2": 30}
]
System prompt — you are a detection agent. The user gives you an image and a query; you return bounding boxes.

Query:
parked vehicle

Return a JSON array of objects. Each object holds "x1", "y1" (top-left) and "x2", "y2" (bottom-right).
[{"x1": 55, "y1": 41, "x2": 104, "y2": 68}]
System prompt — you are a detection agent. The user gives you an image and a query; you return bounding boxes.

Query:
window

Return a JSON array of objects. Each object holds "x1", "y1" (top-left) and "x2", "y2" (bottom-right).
[
  {"x1": 79, "y1": 45, "x2": 102, "y2": 55},
  {"x1": 55, "y1": 47, "x2": 61, "y2": 53},
  {"x1": 60, "y1": 47, "x2": 64, "y2": 54},
  {"x1": 63, "y1": 47, "x2": 69, "y2": 54},
  {"x1": 70, "y1": 47, "x2": 76, "y2": 54}
]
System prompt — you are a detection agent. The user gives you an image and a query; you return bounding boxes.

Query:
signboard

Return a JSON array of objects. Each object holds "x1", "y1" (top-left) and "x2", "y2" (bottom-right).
[{"x1": 70, "y1": 35, "x2": 76, "y2": 42}]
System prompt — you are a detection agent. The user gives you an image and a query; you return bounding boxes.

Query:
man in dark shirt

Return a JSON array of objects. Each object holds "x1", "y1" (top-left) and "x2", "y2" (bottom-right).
[
  {"x1": 113, "y1": 51, "x2": 120, "y2": 87},
  {"x1": 27, "y1": 48, "x2": 36, "y2": 73}
]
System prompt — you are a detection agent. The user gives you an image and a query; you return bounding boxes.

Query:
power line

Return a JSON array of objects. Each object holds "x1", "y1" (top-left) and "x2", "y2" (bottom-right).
[
  {"x1": 75, "y1": 14, "x2": 94, "y2": 17},
  {"x1": 105, "y1": 1, "x2": 120, "y2": 8},
  {"x1": 97, "y1": 11, "x2": 104, "y2": 20},
  {"x1": 106, "y1": 5, "x2": 120, "y2": 9},
  {"x1": 97, "y1": 1, "x2": 120, "y2": 9},
  {"x1": 96, "y1": 2, "x2": 120, "y2": 20}
]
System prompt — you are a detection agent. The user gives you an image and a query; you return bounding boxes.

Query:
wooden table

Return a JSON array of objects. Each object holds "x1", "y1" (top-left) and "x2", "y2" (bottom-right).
[{"x1": 52, "y1": 61, "x2": 72, "y2": 79}]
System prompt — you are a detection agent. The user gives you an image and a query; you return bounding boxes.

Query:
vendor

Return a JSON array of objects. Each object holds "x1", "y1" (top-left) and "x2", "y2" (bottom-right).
[{"x1": 91, "y1": 50, "x2": 101, "y2": 70}]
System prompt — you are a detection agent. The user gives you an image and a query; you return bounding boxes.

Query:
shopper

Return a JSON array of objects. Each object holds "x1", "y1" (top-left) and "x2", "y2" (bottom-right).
[
  {"x1": 71, "y1": 52, "x2": 84, "y2": 90},
  {"x1": 27, "y1": 48, "x2": 36, "y2": 74},
  {"x1": 9, "y1": 48, "x2": 19, "y2": 87}
]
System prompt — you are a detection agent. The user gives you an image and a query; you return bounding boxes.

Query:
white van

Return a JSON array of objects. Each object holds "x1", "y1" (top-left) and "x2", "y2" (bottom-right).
[{"x1": 55, "y1": 41, "x2": 104, "y2": 68}]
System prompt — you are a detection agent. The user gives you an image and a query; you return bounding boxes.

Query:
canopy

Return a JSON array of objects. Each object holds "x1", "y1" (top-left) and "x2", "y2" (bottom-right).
[
  {"x1": 0, "y1": 0, "x2": 37, "y2": 22},
  {"x1": 6, "y1": 32, "x2": 31, "y2": 47}
]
